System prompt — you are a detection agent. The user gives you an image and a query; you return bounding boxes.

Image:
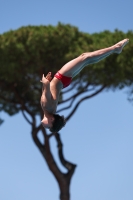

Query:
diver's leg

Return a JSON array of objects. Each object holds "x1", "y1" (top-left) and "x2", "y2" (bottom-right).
[{"x1": 59, "y1": 39, "x2": 129, "y2": 78}]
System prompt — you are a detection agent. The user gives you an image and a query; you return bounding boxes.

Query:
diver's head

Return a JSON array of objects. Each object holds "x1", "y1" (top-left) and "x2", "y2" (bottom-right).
[{"x1": 50, "y1": 114, "x2": 66, "y2": 133}]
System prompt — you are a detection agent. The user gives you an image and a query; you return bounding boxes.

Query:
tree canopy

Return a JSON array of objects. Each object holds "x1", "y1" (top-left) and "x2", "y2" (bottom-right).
[{"x1": 0, "y1": 23, "x2": 133, "y2": 119}]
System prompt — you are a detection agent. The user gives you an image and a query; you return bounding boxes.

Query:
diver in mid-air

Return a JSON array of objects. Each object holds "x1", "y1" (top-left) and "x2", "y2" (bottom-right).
[{"x1": 40, "y1": 39, "x2": 129, "y2": 132}]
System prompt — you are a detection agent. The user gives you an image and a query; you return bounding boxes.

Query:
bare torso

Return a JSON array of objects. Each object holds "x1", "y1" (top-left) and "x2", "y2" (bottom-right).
[{"x1": 41, "y1": 77, "x2": 63, "y2": 114}]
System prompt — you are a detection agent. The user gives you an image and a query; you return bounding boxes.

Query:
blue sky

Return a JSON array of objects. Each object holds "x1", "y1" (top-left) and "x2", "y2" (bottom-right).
[{"x1": 0, "y1": 0, "x2": 133, "y2": 200}]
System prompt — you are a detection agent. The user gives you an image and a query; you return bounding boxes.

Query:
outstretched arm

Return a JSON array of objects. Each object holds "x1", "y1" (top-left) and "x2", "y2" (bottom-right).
[{"x1": 40, "y1": 74, "x2": 52, "y2": 109}]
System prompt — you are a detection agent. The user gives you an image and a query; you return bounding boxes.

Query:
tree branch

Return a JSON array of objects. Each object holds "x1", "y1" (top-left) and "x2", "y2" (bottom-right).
[
  {"x1": 58, "y1": 81, "x2": 90, "y2": 105},
  {"x1": 21, "y1": 110, "x2": 33, "y2": 125},
  {"x1": 31, "y1": 125, "x2": 45, "y2": 154},
  {"x1": 31, "y1": 125, "x2": 64, "y2": 183},
  {"x1": 55, "y1": 133, "x2": 77, "y2": 171},
  {"x1": 66, "y1": 85, "x2": 106, "y2": 121},
  {"x1": 57, "y1": 86, "x2": 94, "y2": 113},
  {"x1": 57, "y1": 97, "x2": 75, "y2": 113},
  {"x1": 11, "y1": 85, "x2": 36, "y2": 125}
]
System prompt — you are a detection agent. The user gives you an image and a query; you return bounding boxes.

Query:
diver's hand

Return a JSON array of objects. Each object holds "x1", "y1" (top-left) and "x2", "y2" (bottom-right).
[
  {"x1": 40, "y1": 74, "x2": 49, "y2": 84},
  {"x1": 45, "y1": 72, "x2": 53, "y2": 82}
]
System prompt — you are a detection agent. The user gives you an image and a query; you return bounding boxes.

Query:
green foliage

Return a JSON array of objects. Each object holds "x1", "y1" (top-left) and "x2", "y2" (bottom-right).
[{"x1": 0, "y1": 23, "x2": 133, "y2": 117}]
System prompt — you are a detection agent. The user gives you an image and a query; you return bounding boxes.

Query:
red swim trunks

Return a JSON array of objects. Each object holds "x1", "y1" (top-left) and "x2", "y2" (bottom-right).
[{"x1": 54, "y1": 72, "x2": 72, "y2": 88}]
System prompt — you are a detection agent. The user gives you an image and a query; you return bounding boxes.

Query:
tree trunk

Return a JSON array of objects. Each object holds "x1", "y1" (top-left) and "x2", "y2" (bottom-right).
[
  {"x1": 59, "y1": 183, "x2": 70, "y2": 200},
  {"x1": 32, "y1": 127, "x2": 76, "y2": 200}
]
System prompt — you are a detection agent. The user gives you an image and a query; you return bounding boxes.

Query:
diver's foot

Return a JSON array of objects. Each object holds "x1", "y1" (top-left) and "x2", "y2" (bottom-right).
[{"x1": 114, "y1": 38, "x2": 129, "y2": 54}]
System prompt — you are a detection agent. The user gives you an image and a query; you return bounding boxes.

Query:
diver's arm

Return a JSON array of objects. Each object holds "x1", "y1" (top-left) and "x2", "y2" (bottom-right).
[{"x1": 40, "y1": 74, "x2": 52, "y2": 109}]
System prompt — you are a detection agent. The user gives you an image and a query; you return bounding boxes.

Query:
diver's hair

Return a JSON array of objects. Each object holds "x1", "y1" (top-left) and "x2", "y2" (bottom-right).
[{"x1": 49, "y1": 114, "x2": 66, "y2": 133}]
